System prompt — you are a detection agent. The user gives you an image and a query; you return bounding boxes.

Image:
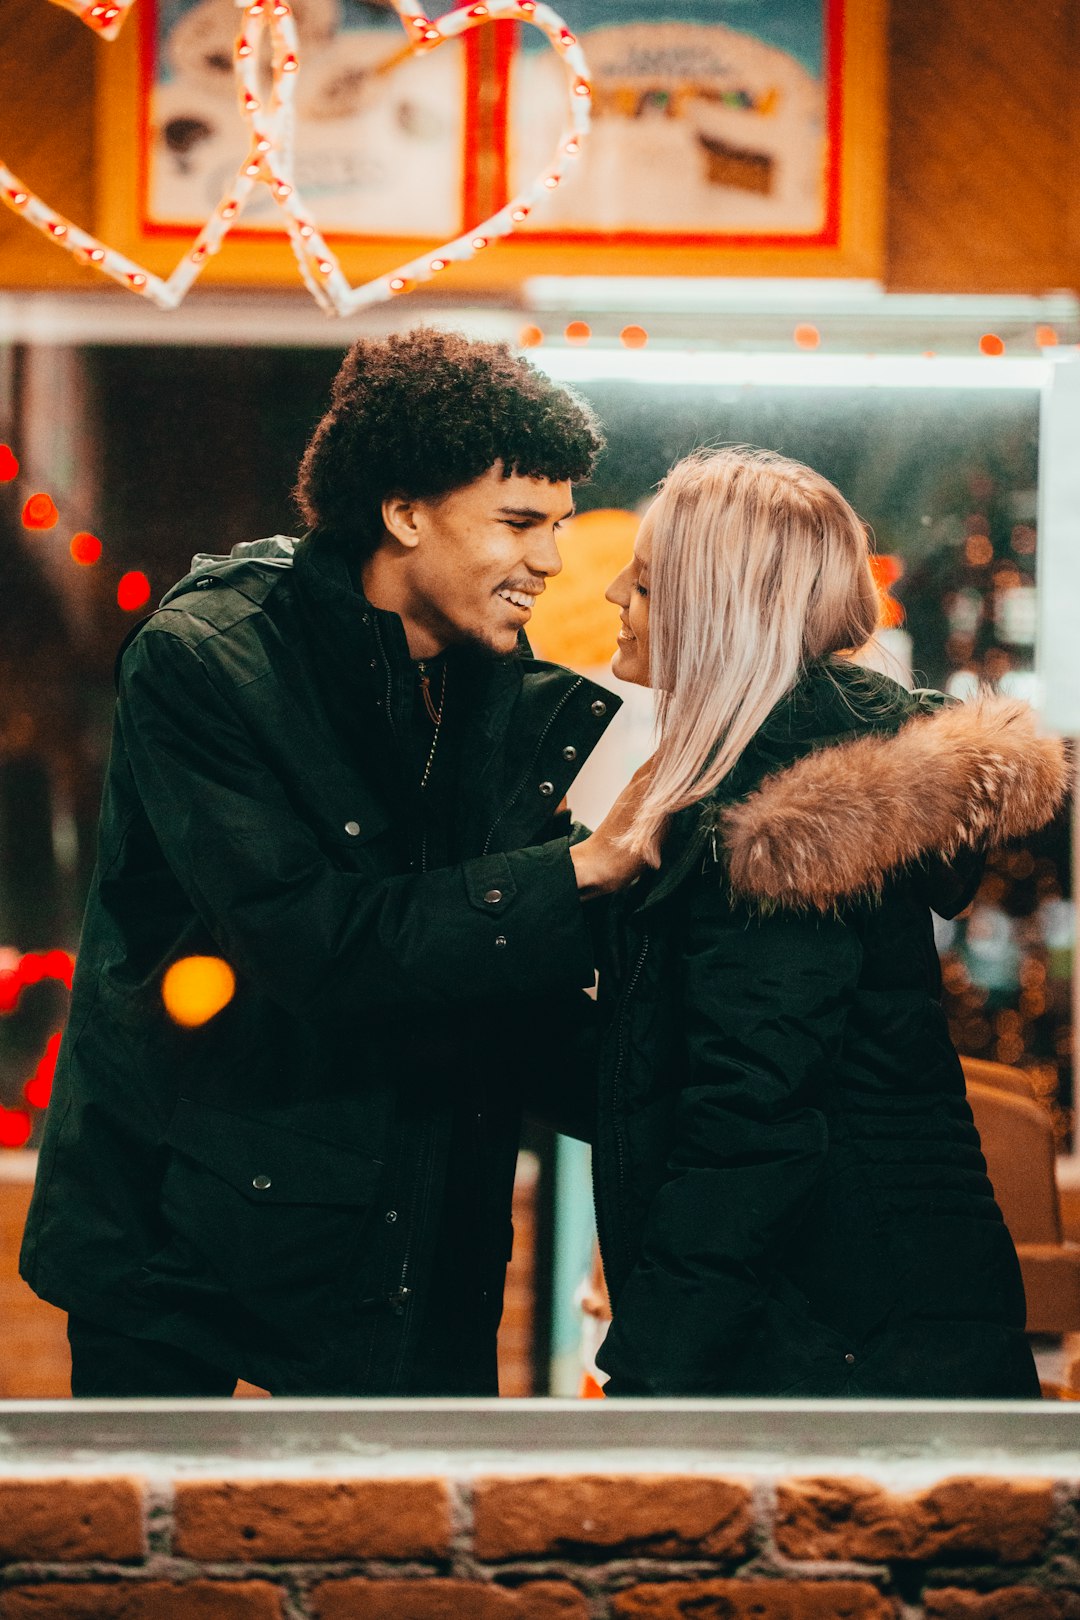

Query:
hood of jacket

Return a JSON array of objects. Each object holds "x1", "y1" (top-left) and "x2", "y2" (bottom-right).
[
  {"x1": 718, "y1": 686, "x2": 1068, "y2": 913},
  {"x1": 159, "y1": 535, "x2": 299, "y2": 607}
]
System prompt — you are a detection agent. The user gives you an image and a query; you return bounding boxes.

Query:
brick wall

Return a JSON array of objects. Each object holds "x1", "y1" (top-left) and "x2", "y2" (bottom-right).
[{"x1": 0, "y1": 1468, "x2": 1077, "y2": 1616}]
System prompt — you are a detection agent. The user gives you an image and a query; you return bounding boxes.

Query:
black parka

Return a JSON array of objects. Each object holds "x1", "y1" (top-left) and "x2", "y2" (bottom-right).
[
  {"x1": 21, "y1": 536, "x2": 619, "y2": 1395},
  {"x1": 594, "y1": 661, "x2": 1066, "y2": 1399}
]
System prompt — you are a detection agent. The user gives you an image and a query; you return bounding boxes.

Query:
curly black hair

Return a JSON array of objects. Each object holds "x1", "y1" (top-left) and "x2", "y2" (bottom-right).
[{"x1": 293, "y1": 327, "x2": 604, "y2": 558}]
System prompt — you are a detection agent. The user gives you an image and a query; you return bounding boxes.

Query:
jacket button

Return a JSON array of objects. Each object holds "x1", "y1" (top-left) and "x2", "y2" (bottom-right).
[
  {"x1": 538, "y1": 781, "x2": 554, "y2": 796},
  {"x1": 344, "y1": 821, "x2": 361, "y2": 836},
  {"x1": 252, "y1": 1175, "x2": 272, "y2": 1190},
  {"x1": 562, "y1": 746, "x2": 577, "y2": 761},
  {"x1": 483, "y1": 889, "x2": 503, "y2": 904},
  {"x1": 591, "y1": 700, "x2": 607, "y2": 717},
  {"x1": 385, "y1": 1209, "x2": 398, "y2": 1223},
  {"x1": 844, "y1": 1352, "x2": 856, "y2": 1365},
  {"x1": 494, "y1": 934, "x2": 508, "y2": 948}
]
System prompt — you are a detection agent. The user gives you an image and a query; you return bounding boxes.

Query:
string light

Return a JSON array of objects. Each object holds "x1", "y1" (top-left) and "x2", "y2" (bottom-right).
[
  {"x1": 69, "y1": 531, "x2": 103, "y2": 566},
  {"x1": 3, "y1": 0, "x2": 593, "y2": 316},
  {"x1": 22, "y1": 493, "x2": 59, "y2": 530},
  {"x1": 117, "y1": 570, "x2": 151, "y2": 612}
]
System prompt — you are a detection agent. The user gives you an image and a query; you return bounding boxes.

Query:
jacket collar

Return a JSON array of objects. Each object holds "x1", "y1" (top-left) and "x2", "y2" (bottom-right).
[{"x1": 638, "y1": 663, "x2": 1068, "y2": 915}]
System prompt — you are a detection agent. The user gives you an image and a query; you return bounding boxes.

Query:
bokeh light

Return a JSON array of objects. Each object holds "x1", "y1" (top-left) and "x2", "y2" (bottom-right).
[
  {"x1": 564, "y1": 321, "x2": 592, "y2": 345},
  {"x1": 22, "y1": 493, "x2": 59, "y2": 530},
  {"x1": 0, "y1": 444, "x2": 18, "y2": 482},
  {"x1": 117, "y1": 570, "x2": 151, "y2": 612},
  {"x1": 162, "y1": 955, "x2": 237, "y2": 1028},
  {"x1": 979, "y1": 333, "x2": 1005, "y2": 356},
  {"x1": 69, "y1": 531, "x2": 103, "y2": 566},
  {"x1": 794, "y1": 324, "x2": 820, "y2": 349},
  {"x1": 518, "y1": 324, "x2": 544, "y2": 349},
  {"x1": 620, "y1": 325, "x2": 648, "y2": 349}
]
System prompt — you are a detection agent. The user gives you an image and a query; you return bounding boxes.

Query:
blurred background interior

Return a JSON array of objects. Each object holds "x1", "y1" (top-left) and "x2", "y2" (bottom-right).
[{"x1": 2, "y1": 0, "x2": 1080, "y2": 1397}]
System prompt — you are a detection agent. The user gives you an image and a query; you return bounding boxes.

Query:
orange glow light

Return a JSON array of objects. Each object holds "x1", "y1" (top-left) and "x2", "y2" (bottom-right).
[
  {"x1": 162, "y1": 956, "x2": 237, "y2": 1028},
  {"x1": 965, "y1": 533, "x2": 994, "y2": 567},
  {"x1": 0, "y1": 444, "x2": 18, "y2": 481},
  {"x1": 117, "y1": 570, "x2": 151, "y2": 612},
  {"x1": 69, "y1": 531, "x2": 103, "y2": 566},
  {"x1": 22, "y1": 492, "x2": 59, "y2": 530},
  {"x1": 979, "y1": 333, "x2": 1005, "y2": 357},
  {"x1": 1035, "y1": 325, "x2": 1058, "y2": 348},
  {"x1": 565, "y1": 321, "x2": 591, "y2": 345},
  {"x1": 794, "y1": 324, "x2": 820, "y2": 349},
  {"x1": 518, "y1": 324, "x2": 544, "y2": 349},
  {"x1": 620, "y1": 325, "x2": 648, "y2": 349}
]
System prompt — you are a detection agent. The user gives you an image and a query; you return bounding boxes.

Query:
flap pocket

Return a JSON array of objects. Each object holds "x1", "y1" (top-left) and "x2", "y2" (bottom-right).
[{"x1": 164, "y1": 1096, "x2": 383, "y2": 1206}]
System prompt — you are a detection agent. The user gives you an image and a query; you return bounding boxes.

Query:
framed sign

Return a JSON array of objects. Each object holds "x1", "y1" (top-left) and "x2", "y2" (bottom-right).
[{"x1": 96, "y1": 0, "x2": 884, "y2": 291}]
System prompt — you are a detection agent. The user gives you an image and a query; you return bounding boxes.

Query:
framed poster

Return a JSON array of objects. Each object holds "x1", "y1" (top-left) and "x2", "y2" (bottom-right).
[{"x1": 96, "y1": 0, "x2": 883, "y2": 290}]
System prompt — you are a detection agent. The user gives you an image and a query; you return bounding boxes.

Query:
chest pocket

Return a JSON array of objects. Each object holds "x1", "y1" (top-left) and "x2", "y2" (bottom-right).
[{"x1": 163, "y1": 1096, "x2": 383, "y2": 1205}]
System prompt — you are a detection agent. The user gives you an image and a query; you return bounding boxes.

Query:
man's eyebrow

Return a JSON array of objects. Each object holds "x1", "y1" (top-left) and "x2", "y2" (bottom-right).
[{"x1": 497, "y1": 506, "x2": 576, "y2": 523}]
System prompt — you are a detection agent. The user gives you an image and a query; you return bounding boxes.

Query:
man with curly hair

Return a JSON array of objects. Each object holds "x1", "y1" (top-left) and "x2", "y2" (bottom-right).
[{"x1": 22, "y1": 328, "x2": 642, "y2": 1396}]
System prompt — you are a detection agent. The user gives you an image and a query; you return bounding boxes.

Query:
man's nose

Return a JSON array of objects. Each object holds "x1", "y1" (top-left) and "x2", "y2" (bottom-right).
[{"x1": 528, "y1": 528, "x2": 564, "y2": 578}]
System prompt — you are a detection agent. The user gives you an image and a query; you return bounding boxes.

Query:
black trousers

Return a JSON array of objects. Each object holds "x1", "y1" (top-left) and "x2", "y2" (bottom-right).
[
  {"x1": 68, "y1": 1316, "x2": 237, "y2": 1398},
  {"x1": 67, "y1": 1310, "x2": 497, "y2": 1397}
]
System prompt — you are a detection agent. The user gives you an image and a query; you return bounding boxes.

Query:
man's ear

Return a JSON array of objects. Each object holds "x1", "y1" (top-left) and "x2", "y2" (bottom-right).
[{"x1": 381, "y1": 494, "x2": 422, "y2": 551}]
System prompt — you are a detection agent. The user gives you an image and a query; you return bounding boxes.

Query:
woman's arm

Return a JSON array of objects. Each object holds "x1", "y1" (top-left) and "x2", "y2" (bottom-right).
[{"x1": 596, "y1": 883, "x2": 862, "y2": 1395}]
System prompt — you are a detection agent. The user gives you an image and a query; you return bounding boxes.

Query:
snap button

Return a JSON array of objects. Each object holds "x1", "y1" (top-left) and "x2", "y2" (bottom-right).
[
  {"x1": 538, "y1": 781, "x2": 554, "y2": 796},
  {"x1": 252, "y1": 1174, "x2": 272, "y2": 1191},
  {"x1": 591, "y1": 700, "x2": 607, "y2": 717},
  {"x1": 844, "y1": 1352, "x2": 856, "y2": 1365},
  {"x1": 344, "y1": 821, "x2": 361, "y2": 836},
  {"x1": 494, "y1": 934, "x2": 508, "y2": 948},
  {"x1": 562, "y1": 745, "x2": 577, "y2": 761},
  {"x1": 196, "y1": 577, "x2": 212, "y2": 589},
  {"x1": 483, "y1": 889, "x2": 503, "y2": 905},
  {"x1": 385, "y1": 1209, "x2": 398, "y2": 1224}
]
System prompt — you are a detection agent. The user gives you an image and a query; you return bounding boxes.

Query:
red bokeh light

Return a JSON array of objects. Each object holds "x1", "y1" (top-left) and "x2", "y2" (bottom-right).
[
  {"x1": 0, "y1": 1107, "x2": 32, "y2": 1149},
  {"x1": 0, "y1": 444, "x2": 18, "y2": 482},
  {"x1": 117, "y1": 570, "x2": 151, "y2": 612},
  {"x1": 979, "y1": 333, "x2": 1005, "y2": 357},
  {"x1": 24, "y1": 1032, "x2": 62, "y2": 1111},
  {"x1": 22, "y1": 492, "x2": 59, "y2": 530},
  {"x1": 70, "y1": 531, "x2": 103, "y2": 566}
]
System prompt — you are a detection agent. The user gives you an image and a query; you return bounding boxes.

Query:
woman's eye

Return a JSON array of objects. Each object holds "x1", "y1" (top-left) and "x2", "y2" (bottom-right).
[{"x1": 635, "y1": 583, "x2": 649, "y2": 598}]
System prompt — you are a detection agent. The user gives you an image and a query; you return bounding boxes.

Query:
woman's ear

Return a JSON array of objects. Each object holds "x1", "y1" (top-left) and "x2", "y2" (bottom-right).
[{"x1": 380, "y1": 494, "x2": 422, "y2": 551}]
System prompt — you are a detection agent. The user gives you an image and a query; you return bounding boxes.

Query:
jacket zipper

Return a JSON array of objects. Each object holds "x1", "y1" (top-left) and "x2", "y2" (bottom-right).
[
  {"x1": 598, "y1": 933, "x2": 649, "y2": 1285},
  {"x1": 482, "y1": 678, "x2": 583, "y2": 855}
]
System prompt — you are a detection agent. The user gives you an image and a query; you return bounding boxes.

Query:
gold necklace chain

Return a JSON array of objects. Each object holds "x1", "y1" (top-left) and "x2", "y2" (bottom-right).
[{"x1": 417, "y1": 661, "x2": 448, "y2": 790}]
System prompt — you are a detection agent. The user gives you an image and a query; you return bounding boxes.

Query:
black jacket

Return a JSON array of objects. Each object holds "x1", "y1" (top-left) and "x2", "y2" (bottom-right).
[
  {"x1": 21, "y1": 536, "x2": 619, "y2": 1395},
  {"x1": 594, "y1": 660, "x2": 1066, "y2": 1399}
]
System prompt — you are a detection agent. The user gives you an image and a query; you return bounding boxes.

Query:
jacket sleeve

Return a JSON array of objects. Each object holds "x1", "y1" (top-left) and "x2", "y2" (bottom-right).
[
  {"x1": 117, "y1": 626, "x2": 595, "y2": 1021},
  {"x1": 596, "y1": 880, "x2": 862, "y2": 1395}
]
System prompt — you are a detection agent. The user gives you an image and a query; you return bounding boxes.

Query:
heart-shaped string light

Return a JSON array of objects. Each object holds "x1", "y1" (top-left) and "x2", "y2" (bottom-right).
[
  {"x1": 47, "y1": 0, "x2": 136, "y2": 43},
  {"x1": 3, "y1": 0, "x2": 591, "y2": 314}
]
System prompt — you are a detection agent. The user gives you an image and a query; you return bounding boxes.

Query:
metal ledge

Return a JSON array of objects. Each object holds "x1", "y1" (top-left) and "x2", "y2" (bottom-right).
[{"x1": 0, "y1": 1399, "x2": 1076, "y2": 1472}]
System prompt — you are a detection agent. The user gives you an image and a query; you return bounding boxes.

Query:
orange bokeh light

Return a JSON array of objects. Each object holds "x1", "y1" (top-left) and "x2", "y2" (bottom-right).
[
  {"x1": 518, "y1": 324, "x2": 543, "y2": 349},
  {"x1": 69, "y1": 531, "x2": 103, "y2": 566},
  {"x1": 965, "y1": 533, "x2": 994, "y2": 567},
  {"x1": 22, "y1": 492, "x2": 59, "y2": 530},
  {"x1": 162, "y1": 956, "x2": 237, "y2": 1028},
  {"x1": 979, "y1": 333, "x2": 1005, "y2": 357},
  {"x1": 620, "y1": 325, "x2": 648, "y2": 349},
  {"x1": 564, "y1": 321, "x2": 592, "y2": 345},
  {"x1": 117, "y1": 570, "x2": 151, "y2": 612},
  {"x1": 1035, "y1": 325, "x2": 1058, "y2": 348},
  {"x1": 794, "y1": 324, "x2": 820, "y2": 349}
]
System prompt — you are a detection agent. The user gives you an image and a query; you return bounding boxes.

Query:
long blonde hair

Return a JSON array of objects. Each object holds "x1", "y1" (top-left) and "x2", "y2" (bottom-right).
[{"x1": 631, "y1": 447, "x2": 881, "y2": 862}]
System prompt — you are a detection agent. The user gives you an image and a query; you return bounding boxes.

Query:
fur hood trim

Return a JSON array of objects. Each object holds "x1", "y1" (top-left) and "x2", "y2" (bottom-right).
[{"x1": 718, "y1": 695, "x2": 1069, "y2": 913}]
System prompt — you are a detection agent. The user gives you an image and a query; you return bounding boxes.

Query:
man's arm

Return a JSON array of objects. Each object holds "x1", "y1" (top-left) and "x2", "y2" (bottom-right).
[{"x1": 120, "y1": 627, "x2": 595, "y2": 1022}]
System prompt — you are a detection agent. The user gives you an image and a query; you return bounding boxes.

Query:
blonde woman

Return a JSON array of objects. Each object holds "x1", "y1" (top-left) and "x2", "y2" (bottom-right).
[{"x1": 579, "y1": 447, "x2": 1066, "y2": 1397}]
